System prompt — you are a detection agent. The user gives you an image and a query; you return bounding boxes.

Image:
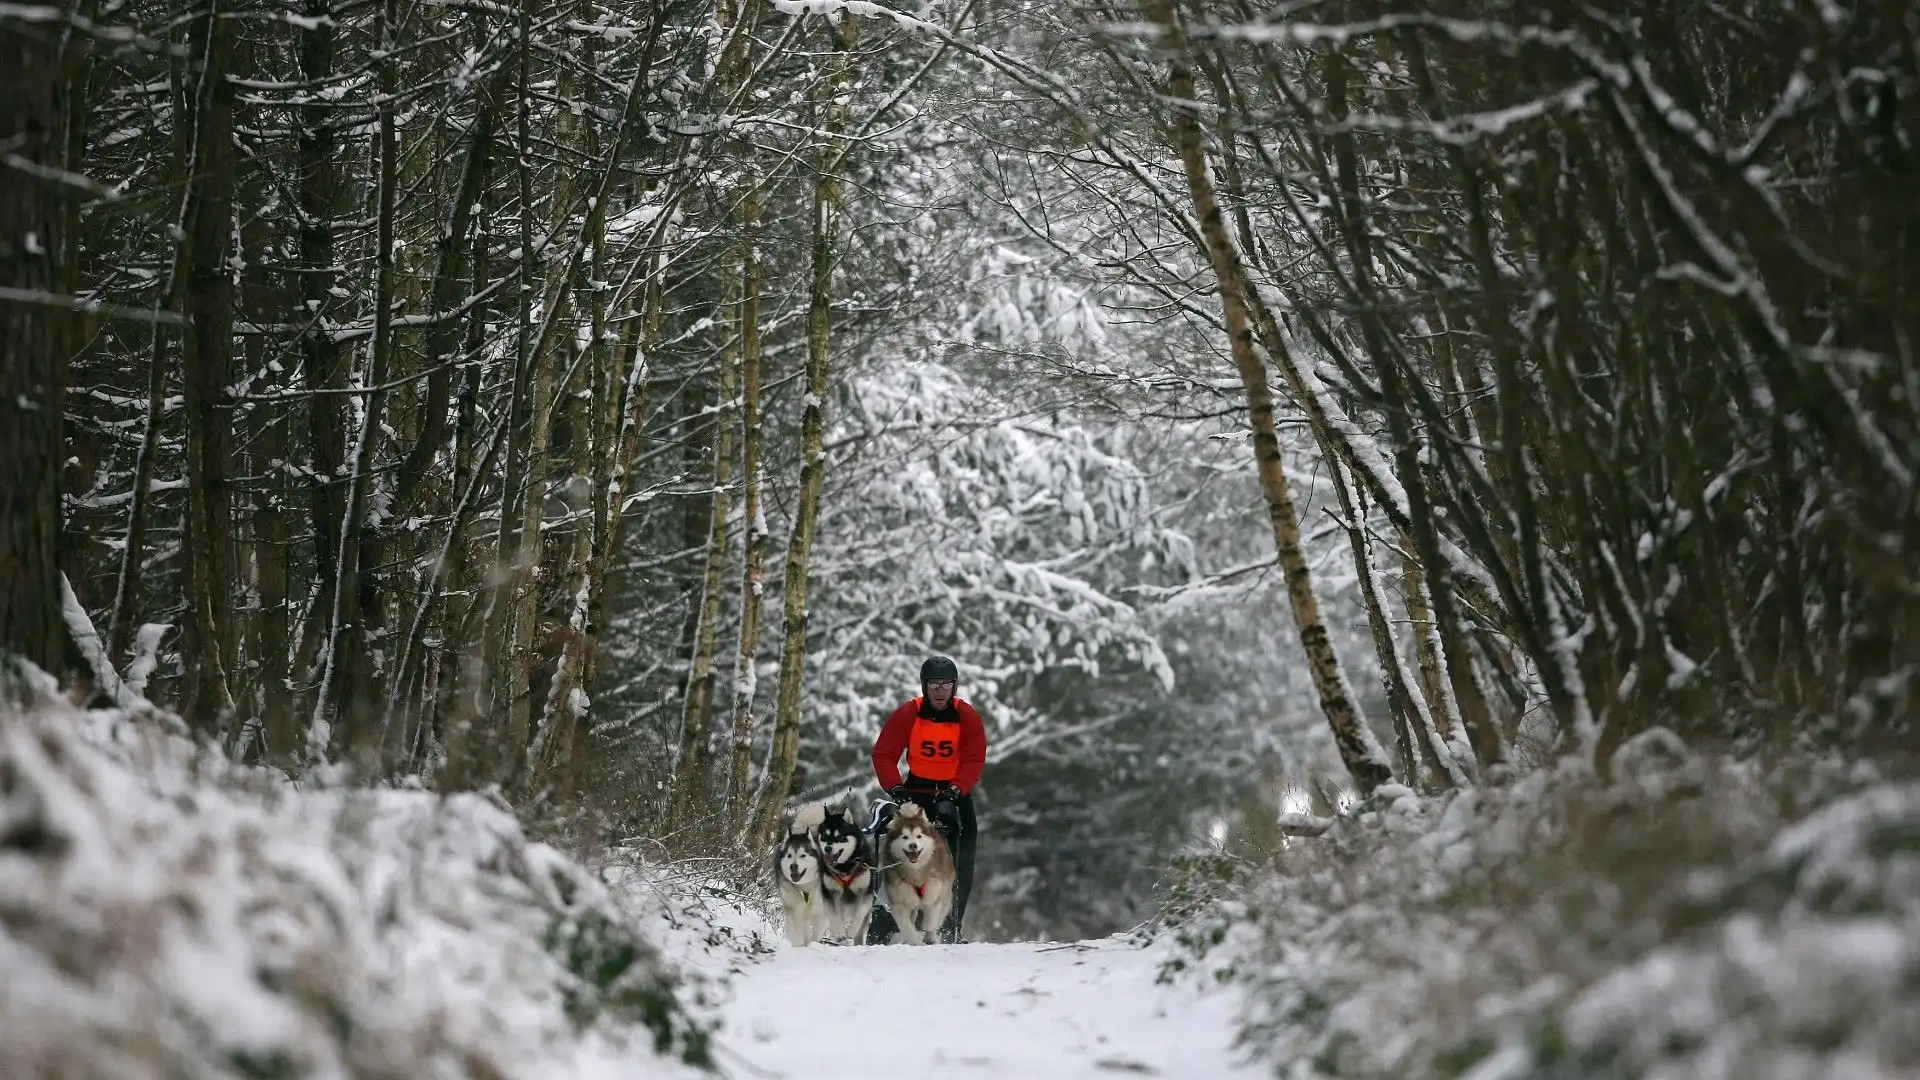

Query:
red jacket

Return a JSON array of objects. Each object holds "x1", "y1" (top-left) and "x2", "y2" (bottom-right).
[{"x1": 872, "y1": 696, "x2": 988, "y2": 795}]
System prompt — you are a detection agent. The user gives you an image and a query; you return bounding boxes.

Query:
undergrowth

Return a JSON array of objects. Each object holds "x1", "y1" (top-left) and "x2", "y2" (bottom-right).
[
  {"x1": 0, "y1": 701, "x2": 720, "y2": 1079},
  {"x1": 1159, "y1": 731, "x2": 1920, "y2": 1080}
]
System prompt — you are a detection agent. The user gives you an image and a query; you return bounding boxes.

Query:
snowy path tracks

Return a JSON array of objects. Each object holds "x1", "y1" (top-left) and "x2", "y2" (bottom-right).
[{"x1": 714, "y1": 937, "x2": 1261, "y2": 1079}]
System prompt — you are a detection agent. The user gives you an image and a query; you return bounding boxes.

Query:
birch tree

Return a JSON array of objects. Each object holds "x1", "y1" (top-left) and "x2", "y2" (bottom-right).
[
  {"x1": 1147, "y1": 0, "x2": 1391, "y2": 794},
  {"x1": 667, "y1": 314, "x2": 735, "y2": 832},
  {"x1": 751, "y1": 12, "x2": 859, "y2": 844},
  {"x1": 724, "y1": 186, "x2": 768, "y2": 835}
]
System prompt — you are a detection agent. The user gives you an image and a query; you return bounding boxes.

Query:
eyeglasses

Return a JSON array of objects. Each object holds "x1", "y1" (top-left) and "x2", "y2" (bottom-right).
[{"x1": 924, "y1": 679, "x2": 956, "y2": 691}]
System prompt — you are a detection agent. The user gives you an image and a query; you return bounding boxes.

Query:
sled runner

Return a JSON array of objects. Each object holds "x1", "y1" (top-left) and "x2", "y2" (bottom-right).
[{"x1": 862, "y1": 793, "x2": 965, "y2": 945}]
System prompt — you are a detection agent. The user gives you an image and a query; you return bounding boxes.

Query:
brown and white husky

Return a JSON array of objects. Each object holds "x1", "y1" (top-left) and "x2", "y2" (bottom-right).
[{"x1": 882, "y1": 803, "x2": 956, "y2": 945}]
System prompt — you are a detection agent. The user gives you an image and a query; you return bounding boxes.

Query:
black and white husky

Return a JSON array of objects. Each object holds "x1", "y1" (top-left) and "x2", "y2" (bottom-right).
[
  {"x1": 814, "y1": 803, "x2": 876, "y2": 944},
  {"x1": 774, "y1": 805, "x2": 830, "y2": 947}
]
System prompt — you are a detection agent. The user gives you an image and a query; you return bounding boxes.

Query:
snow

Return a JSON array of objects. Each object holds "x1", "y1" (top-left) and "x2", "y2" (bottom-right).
[
  {"x1": 2, "y1": 680, "x2": 1246, "y2": 1080},
  {"x1": 1278, "y1": 810, "x2": 1337, "y2": 836},
  {"x1": 714, "y1": 936, "x2": 1263, "y2": 1079},
  {"x1": 1174, "y1": 734, "x2": 1920, "y2": 1080},
  {"x1": 0, "y1": 701, "x2": 721, "y2": 1080},
  {"x1": 124, "y1": 622, "x2": 170, "y2": 697},
  {"x1": 60, "y1": 572, "x2": 132, "y2": 708}
]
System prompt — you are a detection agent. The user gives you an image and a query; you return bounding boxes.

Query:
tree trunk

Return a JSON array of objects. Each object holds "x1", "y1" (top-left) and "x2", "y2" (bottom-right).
[
  {"x1": 1329, "y1": 455, "x2": 1430, "y2": 788},
  {"x1": 501, "y1": 345, "x2": 557, "y2": 780},
  {"x1": 1202, "y1": 68, "x2": 1456, "y2": 790},
  {"x1": 725, "y1": 185, "x2": 767, "y2": 836},
  {"x1": 106, "y1": 292, "x2": 171, "y2": 667},
  {"x1": 313, "y1": 0, "x2": 399, "y2": 760},
  {"x1": 179, "y1": 0, "x2": 239, "y2": 729},
  {"x1": 1323, "y1": 45, "x2": 1504, "y2": 771},
  {"x1": 563, "y1": 264, "x2": 657, "y2": 798},
  {"x1": 681, "y1": 8, "x2": 762, "y2": 830},
  {"x1": 497, "y1": 9, "x2": 614, "y2": 783},
  {"x1": 297, "y1": 0, "x2": 347, "y2": 746},
  {"x1": 1400, "y1": 538, "x2": 1457, "y2": 743},
  {"x1": 252, "y1": 351, "x2": 295, "y2": 762},
  {"x1": 1148, "y1": 0, "x2": 1390, "y2": 794},
  {"x1": 424, "y1": 223, "x2": 492, "y2": 779},
  {"x1": 391, "y1": 71, "x2": 503, "y2": 524},
  {"x1": 1402, "y1": 36, "x2": 1567, "y2": 762},
  {"x1": 1203, "y1": 73, "x2": 1518, "y2": 659},
  {"x1": 380, "y1": 63, "x2": 503, "y2": 749},
  {"x1": 542, "y1": 320, "x2": 609, "y2": 801},
  {"x1": 1209, "y1": 74, "x2": 1450, "y2": 788},
  {"x1": 401, "y1": 395, "x2": 512, "y2": 784},
  {"x1": 669, "y1": 329, "x2": 737, "y2": 833},
  {"x1": 487, "y1": 0, "x2": 663, "y2": 788},
  {"x1": 53, "y1": 0, "x2": 95, "y2": 310},
  {"x1": 232, "y1": 130, "x2": 295, "y2": 759},
  {"x1": 1398, "y1": 535, "x2": 1471, "y2": 786},
  {"x1": 532, "y1": 355, "x2": 595, "y2": 792},
  {"x1": 531, "y1": 31, "x2": 611, "y2": 795},
  {"x1": 752, "y1": 15, "x2": 858, "y2": 843},
  {"x1": 572, "y1": 239, "x2": 660, "y2": 797},
  {"x1": 478, "y1": 5, "x2": 537, "y2": 784},
  {"x1": 0, "y1": 18, "x2": 66, "y2": 678}
]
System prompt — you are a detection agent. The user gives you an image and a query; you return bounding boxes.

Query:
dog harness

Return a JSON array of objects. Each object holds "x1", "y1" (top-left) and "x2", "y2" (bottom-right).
[
  {"x1": 906, "y1": 705, "x2": 961, "y2": 781},
  {"x1": 826, "y1": 866, "x2": 865, "y2": 891}
]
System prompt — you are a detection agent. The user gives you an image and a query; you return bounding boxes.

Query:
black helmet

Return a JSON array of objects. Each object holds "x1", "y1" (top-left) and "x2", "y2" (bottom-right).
[{"x1": 920, "y1": 655, "x2": 959, "y2": 683}]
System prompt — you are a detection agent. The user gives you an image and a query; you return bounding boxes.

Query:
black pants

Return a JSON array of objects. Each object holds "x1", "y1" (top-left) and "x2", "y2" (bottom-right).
[
  {"x1": 876, "y1": 786, "x2": 976, "y2": 940},
  {"x1": 949, "y1": 792, "x2": 976, "y2": 930}
]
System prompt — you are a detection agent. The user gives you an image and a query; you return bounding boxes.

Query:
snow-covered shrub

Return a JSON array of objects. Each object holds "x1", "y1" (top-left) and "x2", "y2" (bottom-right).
[
  {"x1": 1151, "y1": 847, "x2": 1256, "y2": 986},
  {"x1": 597, "y1": 856, "x2": 780, "y2": 980},
  {"x1": 0, "y1": 704, "x2": 713, "y2": 1079},
  {"x1": 1165, "y1": 730, "x2": 1920, "y2": 1080}
]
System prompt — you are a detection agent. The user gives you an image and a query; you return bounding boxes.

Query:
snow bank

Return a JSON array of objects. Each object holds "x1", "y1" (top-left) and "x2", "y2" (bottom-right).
[
  {"x1": 0, "y1": 703, "x2": 715, "y2": 1080},
  {"x1": 1162, "y1": 731, "x2": 1920, "y2": 1079}
]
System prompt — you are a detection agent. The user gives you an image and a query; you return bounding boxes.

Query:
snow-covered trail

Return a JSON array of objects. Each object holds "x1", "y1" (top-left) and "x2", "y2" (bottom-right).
[{"x1": 713, "y1": 937, "x2": 1263, "y2": 1079}]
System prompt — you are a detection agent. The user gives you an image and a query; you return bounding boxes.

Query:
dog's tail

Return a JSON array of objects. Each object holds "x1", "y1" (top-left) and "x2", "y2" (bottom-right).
[
  {"x1": 790, "y1": 802, "x2": 826, "y2": 834},
  {"x1": 894, "y1": 801, "x2": 927, "y2": 823}
]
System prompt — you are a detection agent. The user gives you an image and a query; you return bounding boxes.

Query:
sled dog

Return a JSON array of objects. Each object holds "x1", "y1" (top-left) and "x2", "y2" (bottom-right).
[
  {"x1": 882, "y1": 802, "x2": 956, "y2": 945},
  {"x1": 814, "y1": 802, "x2": 876, "y2": 944},
  {"x1": 774, "y1": 805, "x2": 830, "y2": 947}
]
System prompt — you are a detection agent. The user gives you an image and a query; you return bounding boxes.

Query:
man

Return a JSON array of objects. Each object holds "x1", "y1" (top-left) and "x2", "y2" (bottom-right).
[{"x1": 871, "y1": 654, "x2": 986, "y2": 941}]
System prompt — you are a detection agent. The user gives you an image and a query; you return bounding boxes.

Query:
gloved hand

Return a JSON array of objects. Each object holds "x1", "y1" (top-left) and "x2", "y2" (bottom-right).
[
  {"x1": 887, "y1": 784, "x2": 911, "y2": 803},
  {"x1": 931, "y1": 787, "x2": 961, "y2": 832}
]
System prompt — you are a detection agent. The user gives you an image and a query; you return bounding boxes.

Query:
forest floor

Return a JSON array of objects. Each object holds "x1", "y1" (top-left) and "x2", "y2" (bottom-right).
[{"x1": 711, "y1": 936, "x2": 1263, "y2": 1080}]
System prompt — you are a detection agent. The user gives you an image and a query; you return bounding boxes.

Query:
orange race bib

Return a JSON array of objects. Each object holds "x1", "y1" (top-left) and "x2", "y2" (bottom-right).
[{"x1": 906, "y1": 713, "x2": 961, "y2": 781}]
